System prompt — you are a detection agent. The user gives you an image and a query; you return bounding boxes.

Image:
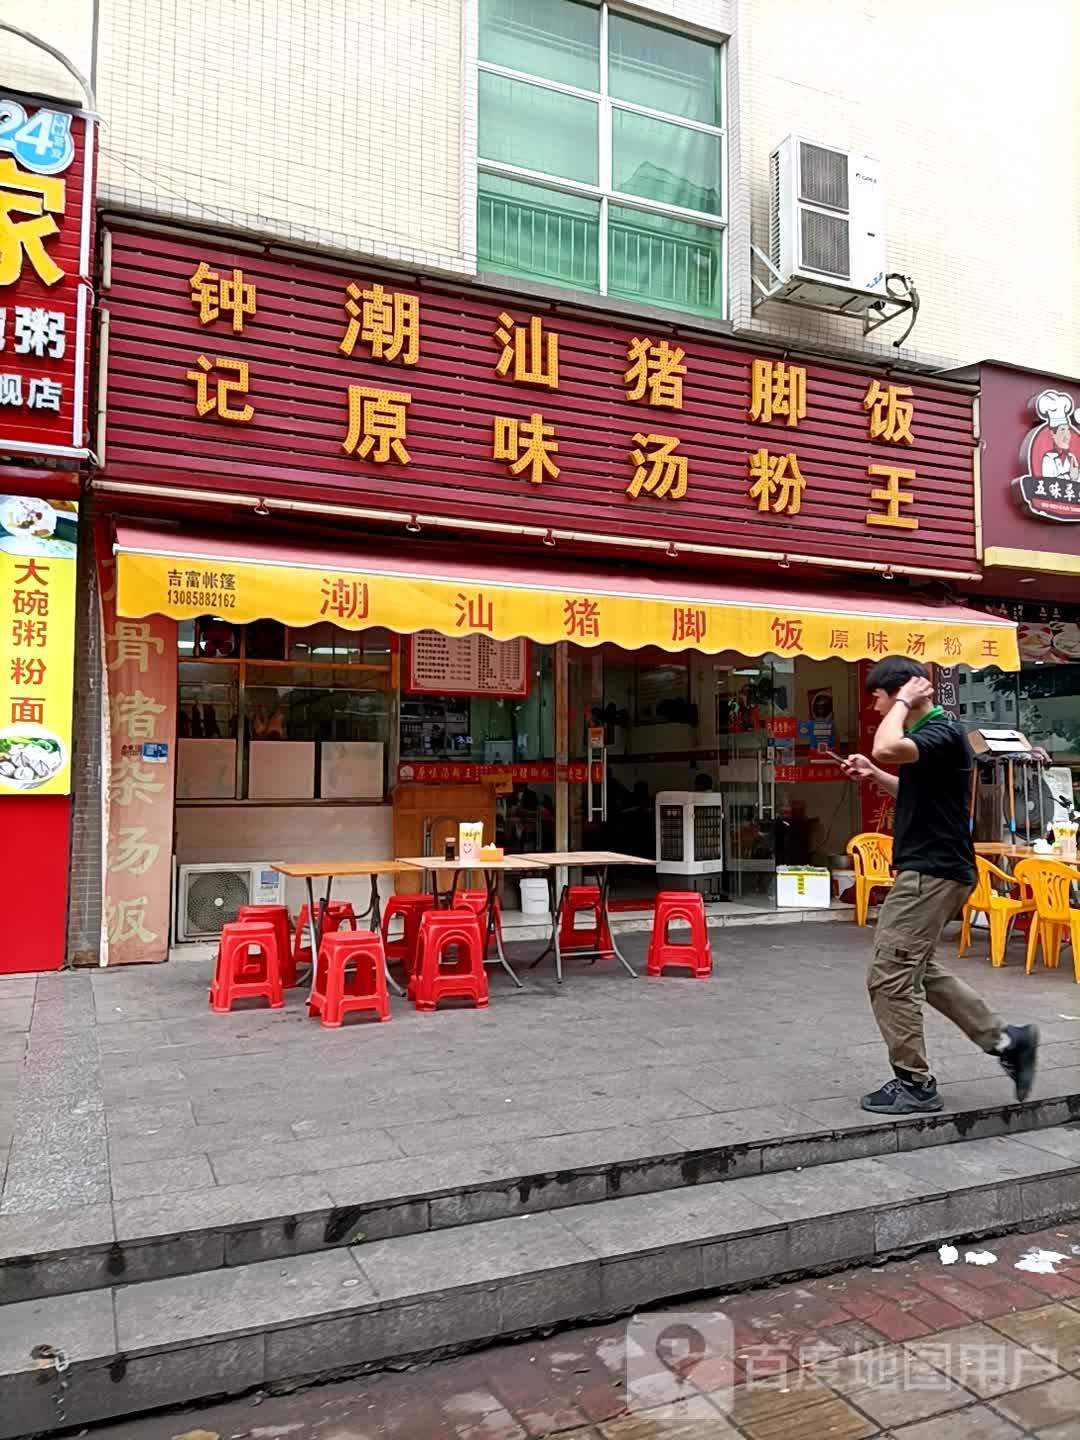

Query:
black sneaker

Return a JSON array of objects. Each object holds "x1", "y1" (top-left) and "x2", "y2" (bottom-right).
[
  {"x1": 861, "y1": 1076, "x2": 944, "y2": 1114},
  {"x1": 999, "y1": 1024, "x2": 1039, "y2": 1101}
]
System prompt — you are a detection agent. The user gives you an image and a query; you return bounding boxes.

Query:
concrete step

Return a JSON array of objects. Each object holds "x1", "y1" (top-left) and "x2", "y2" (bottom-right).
[
  {"x1": 5, "y1": 1087, "x2": 1080, "y2": 1304},
  {"x1": 6, "y1": 1123, "x2": 1080, "y2": 1438}
]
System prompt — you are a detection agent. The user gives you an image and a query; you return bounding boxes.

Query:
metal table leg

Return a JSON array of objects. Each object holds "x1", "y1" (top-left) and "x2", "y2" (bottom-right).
[
  {"x1": 487, "y1": 869, "x2": 523, "y2": 988},
  {"x1": 367, "y1": 873, "x2": 404, "y2": 997},
  {"x1": 530, "y1": 872, "x2": 559, "y2": 972},
  {"x1": 304, "y1": 876, "x2": 333, "y2": 1001},
  {"x1": 598, "y1": 866, "x2": 636, "y2": 977}
]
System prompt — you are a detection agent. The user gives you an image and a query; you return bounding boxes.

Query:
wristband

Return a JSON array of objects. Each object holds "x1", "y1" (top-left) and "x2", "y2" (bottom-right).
[{"x1": 895, "y1": 698, "x2": 911, "y2": 709}]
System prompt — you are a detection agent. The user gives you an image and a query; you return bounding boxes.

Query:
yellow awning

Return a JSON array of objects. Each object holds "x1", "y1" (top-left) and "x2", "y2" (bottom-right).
[{"x1": 113, "y1": 526, "x2": 1019, "y2": 670}]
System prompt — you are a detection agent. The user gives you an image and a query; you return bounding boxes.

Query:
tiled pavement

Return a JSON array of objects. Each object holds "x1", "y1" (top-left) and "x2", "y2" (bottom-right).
[
  {"x1": 80, "y1": 1221, "x2": 1080, "y2": 1439},
  {"x1": 4, "y1": 921, "x2": 1080, "y2": 1224}
]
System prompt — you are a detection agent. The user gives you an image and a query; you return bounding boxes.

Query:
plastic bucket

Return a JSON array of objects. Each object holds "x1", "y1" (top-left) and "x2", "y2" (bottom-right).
[{"x1": 519, "y1": 877, "x2": 549, "y2": 915}]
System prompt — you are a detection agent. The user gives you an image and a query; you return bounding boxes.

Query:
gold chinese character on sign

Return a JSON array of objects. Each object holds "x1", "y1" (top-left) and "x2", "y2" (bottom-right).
[
  {"x1": 106, "y1": 896, "x2": 156, "y2": 946},
  {"x1": 0, "y1": 159, "x2": 65, "y2": 286},
  {"x1": 627, "y1": 434, "x2": 687, "y2": 501},
  {"x1": 624, "y1": 337, "x2": 685, "y2": 409},
  {"x1": 110, "y1": 690, "x2": 166, "y2": 739},
  {"x1": 109, "y1": 826, "x2": 161, "y2": 878},
  {"x1": 749, "y1": 359, "x2": 806, "y2": 428},
  {"x1": 342, "y1": 386, "x2": 411, "y2": 464},
  {"x1": 493, "y1": 414, "x2": 559, "y2": 486},
  {"x1": 863, "y1": 380, "x2": 914, "y2": 445},
  {"x1": 340, "y1": 282, "x2": 420, "y2": 366},
  {"x1": 748, "y1": 448, "x2": 806, "y2": 516},
  {"x1": 866, "y1": 463, "x2": 918, "y2": 530},
  {"x1": 109, "y1": 757, "x2": 165, "y2": 807},
  {"x1": 494, "y1": 311, "x2": 558, "y2": 389},
  {"x1": 186, "y1": 356, "x2": 254, "y2": 423},
  {"x1": 108, "y1": 623, "x2": 165, "y2": 674},
  {"x1": 189, "y1": 262, "x2": 257, "y2": 333}
]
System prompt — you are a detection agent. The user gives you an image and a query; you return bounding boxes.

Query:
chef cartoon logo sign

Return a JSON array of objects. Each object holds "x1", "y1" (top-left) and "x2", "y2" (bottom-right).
[{"x1": 1013, "y1": 388, "x2": 1080, "y2": 522}]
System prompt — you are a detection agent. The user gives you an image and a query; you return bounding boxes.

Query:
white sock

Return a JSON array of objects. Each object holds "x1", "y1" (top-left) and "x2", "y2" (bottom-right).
[{"x1": 995, "y1": 1031, "x2": 1012, "y2": 1053}]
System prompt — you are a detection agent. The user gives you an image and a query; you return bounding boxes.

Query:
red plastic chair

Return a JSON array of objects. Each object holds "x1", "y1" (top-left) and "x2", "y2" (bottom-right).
[
  {"x1": 454, "y1": 889, "x2": 502, "y2": 957},
  {"x1": 210, "y1": 921, "x2": 284, "y2": 1013},
  {"x1": 411, "y1": 910, "x2": 489, "y2": 1012},
  {"x1": 292, "y1": 900, "x2": 358, "y2": 968},
  {"x1": 647, "y1": 892, "x2": 712, "y2": 978},
  {"x1": 308, "y1": 930, "x2": 390, "y2": 1027},
  {"x1": 558, "y1": 885, "x2": 612, "y2": 954},
  {"x1": 237, "y1": 904, "x2": 296, "y2": 987},
  {"x1": 381, "y1": 893, "x2": 436, "y2": 976}
]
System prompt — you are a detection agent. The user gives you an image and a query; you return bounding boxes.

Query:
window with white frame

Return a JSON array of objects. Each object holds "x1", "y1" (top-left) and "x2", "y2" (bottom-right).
[{"x1": 477, "y1": 0, "x2": 726, "y2": 318}]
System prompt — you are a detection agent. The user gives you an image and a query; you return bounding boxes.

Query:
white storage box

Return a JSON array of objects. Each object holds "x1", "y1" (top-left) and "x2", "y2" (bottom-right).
[
  {"x1": 519, "y1": 877, "x2": 550, "y2": 915},
  {"x1": 776, "y1": 865, "x2": 831, "y2": 909}
]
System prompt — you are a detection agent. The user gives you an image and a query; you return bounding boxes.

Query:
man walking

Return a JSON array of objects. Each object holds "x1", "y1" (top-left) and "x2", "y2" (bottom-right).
[{"x1": 844, "y1": 657, "x2": 1038, "y2": 1114}]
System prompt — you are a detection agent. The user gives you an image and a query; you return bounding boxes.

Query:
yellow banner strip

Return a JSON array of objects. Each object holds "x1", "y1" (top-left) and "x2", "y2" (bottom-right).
[{"x1": 115, "y1": 548, "x2": 1019, "y2": 671}]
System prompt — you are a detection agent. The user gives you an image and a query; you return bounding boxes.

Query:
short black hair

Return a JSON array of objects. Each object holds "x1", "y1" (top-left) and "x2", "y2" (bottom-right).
[{"x1": 865, "y1": 656, "x2": 929, "y2": 696}]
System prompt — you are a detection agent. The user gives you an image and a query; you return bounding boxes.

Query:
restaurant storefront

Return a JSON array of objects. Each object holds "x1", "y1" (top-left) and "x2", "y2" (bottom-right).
[
  {"x1": 957, "y1": 364, "x2": 1080, "y2": 842},
  {"x1": 88, "y1": 224, "x2": 1017, "y2": 961}
]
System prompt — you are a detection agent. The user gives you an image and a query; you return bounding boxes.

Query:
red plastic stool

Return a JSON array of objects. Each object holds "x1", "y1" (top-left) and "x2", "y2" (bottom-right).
[
  {"x1": 210, "y1": 921, "x2": 284, "y2": 1012},
  {"x1": 308, "y1": 930, "x2": 390, "y2": 1027},
  {"x1": 237, "y1": 904, "x2": 296, "y2": 987},
  {"x1": 559, "y1": 885, "x2": 612, "y2": 954},
  {"x1": 381, "y1": 893, "x2": 436, "y2": 975},
  {"x1": 647, "y1": 892, "x2": 712, "y2": 978},
  {"x1": 411, "y1": 911, "x2": 488, "y2": 1012},
  {"x1": 292, "y1": 900, "x2": 358, "y2": 967},
  {"x1": 454, "y1": 889, "x2": 501, "y2": 957}
]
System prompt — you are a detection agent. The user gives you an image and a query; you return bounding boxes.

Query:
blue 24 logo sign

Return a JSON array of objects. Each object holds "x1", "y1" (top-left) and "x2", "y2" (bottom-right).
[{"x1": 0, "y1": 99, "x2": 75, "y2": 176}]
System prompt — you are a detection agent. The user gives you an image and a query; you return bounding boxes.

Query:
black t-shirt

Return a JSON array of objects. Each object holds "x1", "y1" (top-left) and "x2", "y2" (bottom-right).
[{"x1": 892, "y1": 712, "x2": 976, "y2": 887}]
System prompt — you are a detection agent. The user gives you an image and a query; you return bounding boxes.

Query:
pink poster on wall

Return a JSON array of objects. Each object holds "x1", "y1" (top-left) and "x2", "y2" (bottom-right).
[{"x1": 96, "y1": 525, "x2": 177, "y2": 964}]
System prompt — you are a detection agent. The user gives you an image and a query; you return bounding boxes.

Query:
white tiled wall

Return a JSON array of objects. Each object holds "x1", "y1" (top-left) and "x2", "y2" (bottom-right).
[
  {"x1": 0, "y1": 1, "x2": 94, "y2": 107},
  {"x1": 8, "y1": 0, "x2": 1077, "y2": 376},
  {"x1": 95, "y1": 0, "x2": 469, "y2": 275},
  {"x1": 734, "y1": 0, "x2": 1080, "y2": 373}
]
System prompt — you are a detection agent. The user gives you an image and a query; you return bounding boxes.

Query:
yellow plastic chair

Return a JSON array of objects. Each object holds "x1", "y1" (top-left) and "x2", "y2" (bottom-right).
[
  {"x1": 958, "y1": 855, "x2": 1035, "y2": 967},
  {"x1": 1013, "y1": 858, "x2": 1080, "y2": 982},
  {"x1": 846, "y1": 832, "x2": 895, "y2": 926}
]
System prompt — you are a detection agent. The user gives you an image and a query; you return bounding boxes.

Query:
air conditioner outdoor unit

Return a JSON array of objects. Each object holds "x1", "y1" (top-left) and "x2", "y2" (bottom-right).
[
  {"x1": 175, "y1": 862, "x2": 285, "y2": 943},
  {"x1": 769, "y1": 135, "x2": 886, "y2": 307}
]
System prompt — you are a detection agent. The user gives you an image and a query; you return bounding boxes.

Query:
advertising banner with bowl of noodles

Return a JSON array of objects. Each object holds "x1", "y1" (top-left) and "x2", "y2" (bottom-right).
[{"x1": 0, "y1": 495, "x2": 77, "y2": 795}]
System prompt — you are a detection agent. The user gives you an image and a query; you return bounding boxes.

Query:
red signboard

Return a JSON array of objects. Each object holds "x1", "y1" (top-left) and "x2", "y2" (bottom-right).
[
  {"x1": 0, "y1": 95, "x2": 96, "y2": 460},
  {"x1": 398, "y1": 760, "x2": 599, "y2": 785},
  {"x1": 979, "y1": 364, "x2": 1080, "y2": 572},
  {"x1": 101, "y1": 228, "x2": 978, "y2": 575}
]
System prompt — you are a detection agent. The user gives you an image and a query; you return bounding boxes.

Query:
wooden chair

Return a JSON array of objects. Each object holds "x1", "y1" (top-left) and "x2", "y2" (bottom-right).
[
  {"x1": 1013, "y1": 858, "x2": 1080, "y2": 982},
  {"x1": 958, "y1": 856, "x2": 1035, "y2": 967},
  {"x1": 846, "y1": 832, "x2": 895, "y2": 926}
]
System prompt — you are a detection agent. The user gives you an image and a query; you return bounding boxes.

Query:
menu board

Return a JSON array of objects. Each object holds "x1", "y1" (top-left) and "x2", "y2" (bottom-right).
[
  {"x1": 406, "y1": 632, "x2": 529, "y2": 697},
  {"x1": 0, "y1": 497, "x2": 77, "y2": 795}
]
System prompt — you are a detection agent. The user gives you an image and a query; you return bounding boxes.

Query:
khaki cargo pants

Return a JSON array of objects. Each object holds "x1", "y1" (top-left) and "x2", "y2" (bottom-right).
[{"x1": 869, "y1": 870, "x2": 1003, "y2": 1085}]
